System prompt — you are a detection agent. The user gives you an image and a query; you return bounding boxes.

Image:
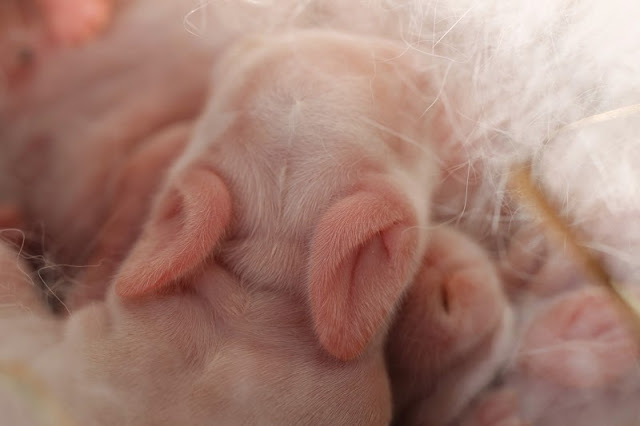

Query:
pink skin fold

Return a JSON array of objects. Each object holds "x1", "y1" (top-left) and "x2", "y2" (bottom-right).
[
  {"x1": 3, "y1": 20, "x2": 448, "y2": 356},
  {"x1": 387, "y1": 226, "x2": 514, "y2": 425},
  {"x1": 459, "y1": 233, "x2": 640, "y2": 426},
  {"x1": 112, "y1": 29, "x2": 443, "y2": 361},
  {"x1": 460, "y1": 288, "x2": 640, "y2": 426},
  {"x1": 0, "y1": 239, "x2": 393, "y2": 425}
]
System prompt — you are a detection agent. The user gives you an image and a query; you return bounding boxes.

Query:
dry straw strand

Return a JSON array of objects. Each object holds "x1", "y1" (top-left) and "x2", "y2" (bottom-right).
[{"x1": 509, "y1": 103, "x2": 640, "y2": 342}]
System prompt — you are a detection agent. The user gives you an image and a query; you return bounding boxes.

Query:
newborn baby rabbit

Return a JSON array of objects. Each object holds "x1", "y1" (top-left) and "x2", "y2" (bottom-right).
[
  {"x1": 118, "y1": 29, "x2": 442, "y2": 361},
  {"x1": 113, "y1": 29, "x2": 515, "y2": 423}
]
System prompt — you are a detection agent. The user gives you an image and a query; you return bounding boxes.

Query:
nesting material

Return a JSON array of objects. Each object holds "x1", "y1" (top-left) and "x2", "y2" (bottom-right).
[
  {"x1": 0, "y1": 361, "x2": 74, "y2": 426},
  {"x1": 510, "y1": 160, "x2": 640, "y2": 342}
]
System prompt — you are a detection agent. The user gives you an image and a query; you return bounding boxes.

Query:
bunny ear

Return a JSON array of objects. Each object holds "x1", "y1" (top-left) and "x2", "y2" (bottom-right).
[
  {"x1": 308, "y1": 186, "x2": 421, "y2": 361},
  {"x1": 115, "y1": 167, "x2": 232, "y2": 299}
]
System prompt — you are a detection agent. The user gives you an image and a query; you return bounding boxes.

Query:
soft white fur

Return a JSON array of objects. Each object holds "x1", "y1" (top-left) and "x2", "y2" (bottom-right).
[
  {"x1": 188, "y1": 0, "x2": 640, "y2": 277},
  {"x1": 379, "y1": 0, "x2": 640, "y2": 278}
]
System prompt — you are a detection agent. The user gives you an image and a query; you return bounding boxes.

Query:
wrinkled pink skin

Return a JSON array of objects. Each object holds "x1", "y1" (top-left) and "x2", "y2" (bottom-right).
[
  {"x1": 460, "y1": 290, "x2": 640, "y2": 426},
  {"x1": 168, "y1": 34, "x2": 512, "y2": 419},
  {"x1": 0, "y1": 224, "x2": 514, "y2": 425},
  {"x1": 459, "y1": 227, "x2": 640, "y2": 426},
  {"x1": 387, "y1": 226, "x2": 514, "y2": 425},
  {"x1": 122, "y1": 29, "x2": 444, "y2": 360},
  {"x1": 0, "y1": 239, "x2": 392, "y2": 425}
]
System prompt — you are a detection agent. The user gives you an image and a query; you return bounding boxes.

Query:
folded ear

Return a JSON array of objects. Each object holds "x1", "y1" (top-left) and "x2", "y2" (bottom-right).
[
  {"x1": 308, "y1": 187, "x2": 421, "y2": 361},
  {"x1": 115, "y1": 167, "x2": 232, "y2": 299}
]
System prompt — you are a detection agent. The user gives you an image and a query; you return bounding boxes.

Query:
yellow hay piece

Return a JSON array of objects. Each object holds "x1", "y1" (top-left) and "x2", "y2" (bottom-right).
[{"x1": 509, "y1": 103, "x2": 640, "y2": 343}]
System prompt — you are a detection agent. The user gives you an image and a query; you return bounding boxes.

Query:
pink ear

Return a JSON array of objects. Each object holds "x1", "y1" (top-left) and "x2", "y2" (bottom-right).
[
  {"x1": 115, "y1": 168, "x2": 232, "y2": 299},
  {"x1": 309, "y1": 187, "x2": 420, "y2": 361}
]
